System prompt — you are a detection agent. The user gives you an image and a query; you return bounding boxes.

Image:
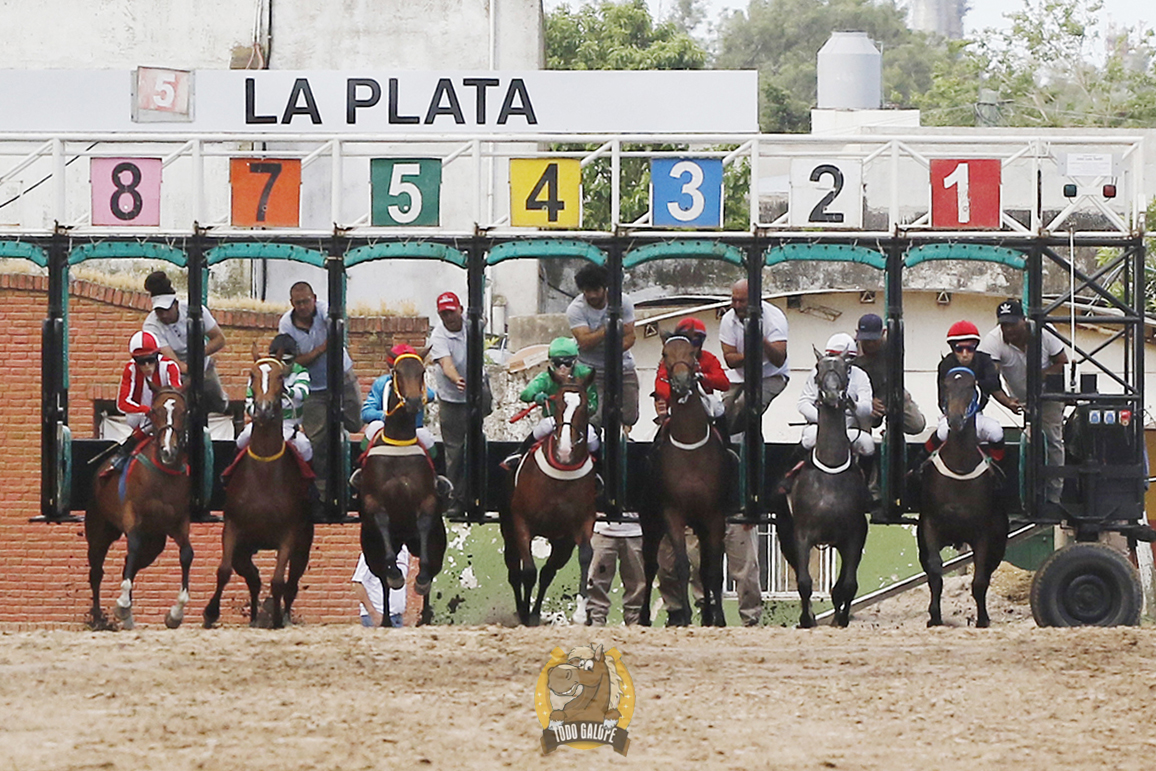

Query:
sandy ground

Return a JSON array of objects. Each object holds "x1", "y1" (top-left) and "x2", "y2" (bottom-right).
[{"x1": 4, "y1": 570, "x2": 1156, "y2": 771}]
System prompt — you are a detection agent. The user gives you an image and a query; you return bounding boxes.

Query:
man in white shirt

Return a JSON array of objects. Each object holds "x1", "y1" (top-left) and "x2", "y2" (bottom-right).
[
  {"x1": 718, "y1": 279, "x2": 790, "y2": 435},
  {"x1": 351, "y1": 549, "x2": 409, "y2": 628},
  {"x1": 978, "y1": 298, "x2": 1069, "y2": 504},
  {"x1": 143, "y1": 270, "x2": 229, "y2": 412},
  {"x1": 566, "y1": 263, "x2": 639, "y2": 431}
]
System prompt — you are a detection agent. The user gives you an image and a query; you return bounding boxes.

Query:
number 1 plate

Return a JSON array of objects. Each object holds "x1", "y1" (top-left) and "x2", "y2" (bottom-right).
[
  {"x1": 788, "y1": 159, "x2": 863, "y2": 229},
  {"x1": 230, "y1": 158, "x2": 301, "y2": 228}
]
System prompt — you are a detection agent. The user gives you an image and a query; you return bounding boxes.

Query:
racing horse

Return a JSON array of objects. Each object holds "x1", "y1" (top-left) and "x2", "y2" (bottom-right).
[
  {"x1": 640, "y1": 334, "x2": 728, "y2": 626},
  {"x1": 204, "y1": 355, "x2": 313, "y2": 629},
  {"x1": 501, "y1": 367, "x2": 598, "y2": 626},
  {"x1": 780, "y1": 352, "x2": 869, "y2": 628},
  {"x1": 358, "y1": 351, "x2": 445, "y2": 625},
  {"x1": 919, "y1": 366, "x2": 1008, "y2": 627},
  {"x1": 86, "y1": 388, "x2": 192, "y2": 630}
]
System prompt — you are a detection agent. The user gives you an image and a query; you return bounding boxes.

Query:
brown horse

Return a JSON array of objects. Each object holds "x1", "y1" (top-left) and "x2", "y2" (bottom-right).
[
  {"x1": 640, "y1": 334, "x2": 729, "y2": 626},
  {"x1": 501, "y1": 367, "x2": 598, "y2": 626},
  {"x1": 87, "y1": 388, "x2": 192, "y2": 630},
  {"x1": 919, "y1": 366, "x2": 1008, "y2": 627},
  {"x1": 204, "y1": 356, "x2": 313, "y2": 629},
  {"x1": 358, "y1": 352, "x2": 445, "y2": 625}
]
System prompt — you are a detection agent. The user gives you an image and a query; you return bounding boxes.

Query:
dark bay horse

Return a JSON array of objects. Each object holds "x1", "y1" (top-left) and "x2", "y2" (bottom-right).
[
  {"x1": 920, "y1": 366, "x2": 1008, "y2": 627},
  {"x1": 204, "y1": 356, "x2": 313, "y2": 629},
  {"x1": 781, "y1": 353, "x2": 869, "y2": 628},
  {"x1": 640, "y1": 334, "x2": 728, "y2": 626},
  {"x1": 501, "y1": 367, "x2": 598, "y2": 626},
  {"x1": 87, "y1": 388, "x2": 192, "y2": 630},
  {"x1": 358, "y1": 351, "x2": 445, "y2": 625}
]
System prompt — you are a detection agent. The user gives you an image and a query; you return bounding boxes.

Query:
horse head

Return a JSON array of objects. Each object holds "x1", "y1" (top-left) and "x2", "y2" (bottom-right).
[
  {"x1": 547, "y1": 367, "x2": 594, "y2": 467},
  {"x1": 662, "y1": 334, "x2": 699, "y2": 400},
  {"x1": 389, "y1": 353, "x2": 428, "y2": 417},
  {"x1": 943, "y1": 366, "x2": 980, "y2": 433},
  {"x1": 149, "y1": 388, "x2": 186, "y2": 468},
  {"x1": 248, "y1": 357, "x2": 286, "y2": 425},
  {"x1": 814, "y1": 353, "x2": 851, "y2": 410}
]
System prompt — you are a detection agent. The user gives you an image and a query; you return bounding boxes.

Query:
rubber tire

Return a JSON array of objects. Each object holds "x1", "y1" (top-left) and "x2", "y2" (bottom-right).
[{"x1": 1031, "y1": 543, "x2": 1143, "y2": 627}]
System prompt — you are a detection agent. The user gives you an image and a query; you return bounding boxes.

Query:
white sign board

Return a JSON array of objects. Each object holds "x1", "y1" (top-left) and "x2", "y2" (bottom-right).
[
  {"x1": 788, "y1": 159, "x2": 863, "y2": 228},
  {"x1": 0, "y1": 70, "x2": 758, "y2": 134}
]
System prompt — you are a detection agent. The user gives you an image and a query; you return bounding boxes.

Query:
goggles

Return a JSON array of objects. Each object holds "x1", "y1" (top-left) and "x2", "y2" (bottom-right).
[
  {"x1": 550, "y1": 356, "x2": 577, "y2": 369},
  {"x1": 133, "y1": 354, "x2": 159, "y2": 366},
  {"x1": 952, "y1": 343, "x2": 978, "y2": 354}
]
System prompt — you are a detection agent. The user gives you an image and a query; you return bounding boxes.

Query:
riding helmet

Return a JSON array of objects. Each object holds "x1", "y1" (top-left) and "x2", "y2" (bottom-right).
[
  {"x1": 824, "y1": 332, "x2": 856, "y2": 357},
  {"x1": 674, "y1": 317, "x2": 708, "y2": 344},
  {"x1": 945, "y1": 320, "x2": 981, "y2": 344},
  {"x1": 129, "y1": 331, "x2": 161, "y2": 357},
  {"x1": 269, "y1": 333, "x2": 299, "y2": 360},
  {"x1": 548, "y1": 337, "x2": 579, "y2": 368}
]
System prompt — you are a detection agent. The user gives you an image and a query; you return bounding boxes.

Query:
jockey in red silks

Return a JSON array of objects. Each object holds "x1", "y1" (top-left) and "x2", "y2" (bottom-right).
[
  {"x1": 110, "y1": 331, "x2": 182, "y2": 471},
  {"x1": 652, "y1": 316, "x2": 731, "y2": 424}
]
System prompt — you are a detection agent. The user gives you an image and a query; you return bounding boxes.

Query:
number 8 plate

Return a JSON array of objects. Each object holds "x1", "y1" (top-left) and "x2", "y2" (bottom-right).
[{"x1": 788, "y1": 159, "x2": 863, "y2": 229}]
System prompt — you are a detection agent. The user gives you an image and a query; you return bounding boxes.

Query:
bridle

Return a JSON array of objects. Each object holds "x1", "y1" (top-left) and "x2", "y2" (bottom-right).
[
  {"x1": 149, "y1": 390, "x2": 187, "y2": 470},
  {"x1": 246, "y1": 357, "x2": 287, "y2": 462},
  {"x1": 945, "y1": 366, "x2": 980, "y2": 421},
  {"x1": 664, "y1": 335, "x2": 699, "y2": 404},
  {"x1": 383, "y1": 353, "x2": 428, "y2": 419}
]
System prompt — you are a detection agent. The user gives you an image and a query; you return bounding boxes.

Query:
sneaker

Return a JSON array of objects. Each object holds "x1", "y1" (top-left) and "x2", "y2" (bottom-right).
[{"x1": 571, "y1": 595, "x2": 588, "y2": 625}]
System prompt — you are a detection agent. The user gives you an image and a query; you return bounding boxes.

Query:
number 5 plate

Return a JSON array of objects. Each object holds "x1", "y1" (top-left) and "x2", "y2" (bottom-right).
[{"x1": 788, "y1": 159, "x2": 863, "y2": 229}]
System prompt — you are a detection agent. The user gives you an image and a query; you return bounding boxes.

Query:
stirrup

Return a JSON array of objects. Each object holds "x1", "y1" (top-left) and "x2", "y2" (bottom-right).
[
  {"x1": 436, "y1": 475, "x2": 454, "y2": 498},
  {"x1": 348, "y1": 468, "x2": 362, "y2": 490},
  {"x1": 499, "y1": 453, "x2": 522, "y2": 471}
]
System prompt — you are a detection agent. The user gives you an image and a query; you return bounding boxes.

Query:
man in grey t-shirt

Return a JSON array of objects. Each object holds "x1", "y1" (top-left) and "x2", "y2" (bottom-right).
[
  {"x1": 429, "y1": 290, "x2": 470, "y2": 516},
  {"x1": 565, "y1": 263, "x2": 639, "y2": 430}
]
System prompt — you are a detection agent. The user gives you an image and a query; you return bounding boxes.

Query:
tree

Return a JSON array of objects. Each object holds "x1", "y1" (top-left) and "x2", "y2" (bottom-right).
[
  {"x1": 916, "y1": 0, "x2": 1156, "y2": 127},
  {"x1": 713, "y1": 0, "x2": 952, "y2": 132}
]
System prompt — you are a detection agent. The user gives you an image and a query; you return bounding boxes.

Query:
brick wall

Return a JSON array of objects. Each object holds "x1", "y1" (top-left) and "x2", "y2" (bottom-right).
[{"x1": 0, "y1": 272, "x2": 428, "y2": 627}]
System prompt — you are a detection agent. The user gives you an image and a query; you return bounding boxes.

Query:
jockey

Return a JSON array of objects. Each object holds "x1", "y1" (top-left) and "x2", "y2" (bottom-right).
[
  {"x1": 362, "y1": 343, "x2": 436, "y2": 452},
  {"x1": 798, "y1": 332, "x2": 876, "y2": 457},
  {"x1": 930, "y1": 320, "x2": 1009, "y2": 460},
  {"x1": 235, "y1": 334, "x2": 313, "y2": 462},
  {"x1": 111, "y1": 331, "x2": 182, "y2": 471},
  {"x1": 502, "y1": 337, "x2": 600, "y2": 469},
  {"x1": 652, "y1": 316, "x2": 730, "y2": 423}
]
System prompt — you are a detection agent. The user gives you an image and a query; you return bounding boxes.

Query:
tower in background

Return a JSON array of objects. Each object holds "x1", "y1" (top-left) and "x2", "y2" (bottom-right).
[{"x1": 909, "y1": 0, "x2": 967, "y2": 39}]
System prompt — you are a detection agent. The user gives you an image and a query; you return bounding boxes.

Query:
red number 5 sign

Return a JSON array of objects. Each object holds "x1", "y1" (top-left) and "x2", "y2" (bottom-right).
[{"x1": 930, "y1": 159, "x2": 1001, "y2": 229}]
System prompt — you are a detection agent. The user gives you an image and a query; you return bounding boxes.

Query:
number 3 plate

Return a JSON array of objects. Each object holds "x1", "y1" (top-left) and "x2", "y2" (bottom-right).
[{"x1": 789, "y1": 159, "x2": 863, "y2": 229}]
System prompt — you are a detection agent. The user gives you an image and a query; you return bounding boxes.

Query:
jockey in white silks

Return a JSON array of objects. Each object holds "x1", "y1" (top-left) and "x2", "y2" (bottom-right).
[{"x1": 797, "y1": 332, "x2": 876, "y2": 458}]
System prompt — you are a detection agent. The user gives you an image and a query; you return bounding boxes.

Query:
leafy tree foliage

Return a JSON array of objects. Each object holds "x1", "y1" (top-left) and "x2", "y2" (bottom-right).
[{"x1": 546, "y1": 0, "x2": 707, "y2": 70}]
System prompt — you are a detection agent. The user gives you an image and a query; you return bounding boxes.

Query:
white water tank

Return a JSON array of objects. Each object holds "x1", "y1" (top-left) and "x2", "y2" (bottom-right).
[{"x1": 816, "y1": 31, "x2": 882, "y2": 110}]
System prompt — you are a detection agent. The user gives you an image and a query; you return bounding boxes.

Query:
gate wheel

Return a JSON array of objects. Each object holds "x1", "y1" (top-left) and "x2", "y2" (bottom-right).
[{"x1": 1031, "y1": 542, "x2": 1142, "y2": 627}]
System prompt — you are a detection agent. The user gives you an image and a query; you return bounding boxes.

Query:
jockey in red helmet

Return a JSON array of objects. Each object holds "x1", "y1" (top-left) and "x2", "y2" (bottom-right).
[
  {"x1": 931, "y1": 320, "x2": 1009, "y2": 460},
  {"x1": 109, "y1": 331, "x2": 182, "y2": 472}
]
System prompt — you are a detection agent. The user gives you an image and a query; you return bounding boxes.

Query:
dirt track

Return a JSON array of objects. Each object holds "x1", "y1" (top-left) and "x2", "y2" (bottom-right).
[{"x1": 3, "y1": 574, "x2": 1156, "y2": 771}]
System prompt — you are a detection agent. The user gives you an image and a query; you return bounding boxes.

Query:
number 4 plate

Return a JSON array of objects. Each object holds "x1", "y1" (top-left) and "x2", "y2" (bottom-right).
[{"x1": 789, "y1": 159, "x2": 863, "y2": 229}]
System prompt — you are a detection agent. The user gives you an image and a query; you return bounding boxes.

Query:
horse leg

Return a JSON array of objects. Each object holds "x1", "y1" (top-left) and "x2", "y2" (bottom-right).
[
  {"x1": 114, "y1": 529, "x2": 145, "y2": 630},
  {"x1": 971, "y1": 525, "x2": 1007, "y2": 628},
  {"x1": 531, "y1": 538, "x2": 576, "y2": 626},
  {"x1": 282, "y1": 533, "x2": 313, "y2": 628},
  {"x1": 638, "y1": 523, "x2": 663, "y2": 627},
  {"x1": 697, "y1": 523, "x2": 727, "y2": 627},
  {"x1": 85, "y1": 516, "x2": 120, "y2": 631},
  {"x1": 164, "y1": 527, "x2": 194, "y2": 629},
  {"x1": 414, "y1": 508, "x2": 446, "y2": 596},
  {"x1": 501, "y1": 514, "x2": 535, "y2": 626},
  {"x1": 793, "y1": 536, "x2": 816, "y2": 629},
  {"x1": 232, "y1": 545, "x2": 263, "y2": 628},
  {"x1": 371, "y1": 512, "x2": 405, "y2": 591},
  {"x1": 831, "y1": 539, "x2": 863, "y2": 628},
  {"x1": 917, "y1": 523, "x2": 945, "y2": 627},
  {"x1": 203, "y1": 521, "x2": 238, "y2": 628},
  {"x1": 268, "y1": 544, "x2": 293, "y2": 630},
  {"x1": 666, "y1": 520, "x2": 692, "y2": 627}
]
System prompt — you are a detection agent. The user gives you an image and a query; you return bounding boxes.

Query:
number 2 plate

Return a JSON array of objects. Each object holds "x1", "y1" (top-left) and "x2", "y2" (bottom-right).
[
  {"x1": 230, "y1": 158, "x2": 301, "y2": 228},
  {"x1": 789, "y1": 159, "x2": 863, "y2": 228}
]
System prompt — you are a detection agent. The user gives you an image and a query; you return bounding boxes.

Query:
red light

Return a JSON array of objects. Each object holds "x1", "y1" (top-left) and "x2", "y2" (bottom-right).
[{"x1": 1103, "y1": 184, "x2": 1117, "y2": 199}]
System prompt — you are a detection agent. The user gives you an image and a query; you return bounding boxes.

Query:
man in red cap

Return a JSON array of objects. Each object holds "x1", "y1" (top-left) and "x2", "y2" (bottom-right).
[
  {"x1": 932, "y1": 320, "x2": 1015, "y2": 457},
  {"x1": 429, "y1": 290, "x2": 475, "y2": 517}
]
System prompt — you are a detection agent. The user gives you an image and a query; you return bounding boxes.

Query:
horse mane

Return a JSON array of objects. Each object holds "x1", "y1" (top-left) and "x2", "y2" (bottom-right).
[{"x1": 566, "y1": 645, "x2": 623, "y2": 710}]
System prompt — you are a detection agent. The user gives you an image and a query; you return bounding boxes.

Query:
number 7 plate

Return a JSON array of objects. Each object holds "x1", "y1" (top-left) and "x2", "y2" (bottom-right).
[{"x1": 788, "y1": 159, "x2": 863, "y2": 229}]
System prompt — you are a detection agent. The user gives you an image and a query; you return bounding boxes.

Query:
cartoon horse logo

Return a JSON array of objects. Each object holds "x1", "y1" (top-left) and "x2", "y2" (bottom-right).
[{"x1": 537, "y1": 644, "x2": 633, "y2": 755}]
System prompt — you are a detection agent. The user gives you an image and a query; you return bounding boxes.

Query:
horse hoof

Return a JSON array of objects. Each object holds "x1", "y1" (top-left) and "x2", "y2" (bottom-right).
[
  {"x1": 119, "y1": 613, "x2": 135, "y2": 631},
  {"x1": 927, "y1": 618, "x2": 943, "y2": 628},
  {"x1": 113, "y1": 602, "x2": 131, "y2": 621},
  {"x1": 414, "y1": 575, "x2": 432, "y2": 596},
  {"x1": 385, "y1": 569, "x2": 405, "y2": 591},
  {"x1": 529, "y1": 613, "x2": 542, "y2": 627},
  {"x1": 202, "y1": 618, "x2": 216, "y2": 630},
  {"x1": 164, "y1": 612, "x2": 183, "y2": 630}
]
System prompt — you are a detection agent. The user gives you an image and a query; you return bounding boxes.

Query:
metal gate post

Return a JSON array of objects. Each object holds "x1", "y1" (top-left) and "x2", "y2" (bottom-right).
[
  {"x1": 465, "y1": 236, "x2": 487, "y2": 522},
  {"x1": 603, "y1": 238, "x2": 624, "y2": 518},
  {"x1": 743, "y1": 237, "x2": 765, "y2": 519},
  {"x1": 186, "y1": 229, "x2": 209, "y2": 522},
  {"x1": 326, "y1": 234, "x2": 349, "y2": 522},
  {"x1": 38, "y1": 229, "x2": 71, "y2": 521},
  {"x1": 884, "y1": 237, "x2": 906, "y2": 515},
  {"x1": 1025, "y1": 238, "x2": 1045, "y2": 520}
]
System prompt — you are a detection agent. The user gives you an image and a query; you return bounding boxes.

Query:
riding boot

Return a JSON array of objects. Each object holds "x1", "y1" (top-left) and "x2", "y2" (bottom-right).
[
  {"x1": 108, "y1": 430, "x2": 146, "y2": 474},
  {"x1": 500, "y1": 432, "x2": 537, "y2": 471},
  {"x1": 859, "y1": 454, "x2": 891, "y2": 524}
]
